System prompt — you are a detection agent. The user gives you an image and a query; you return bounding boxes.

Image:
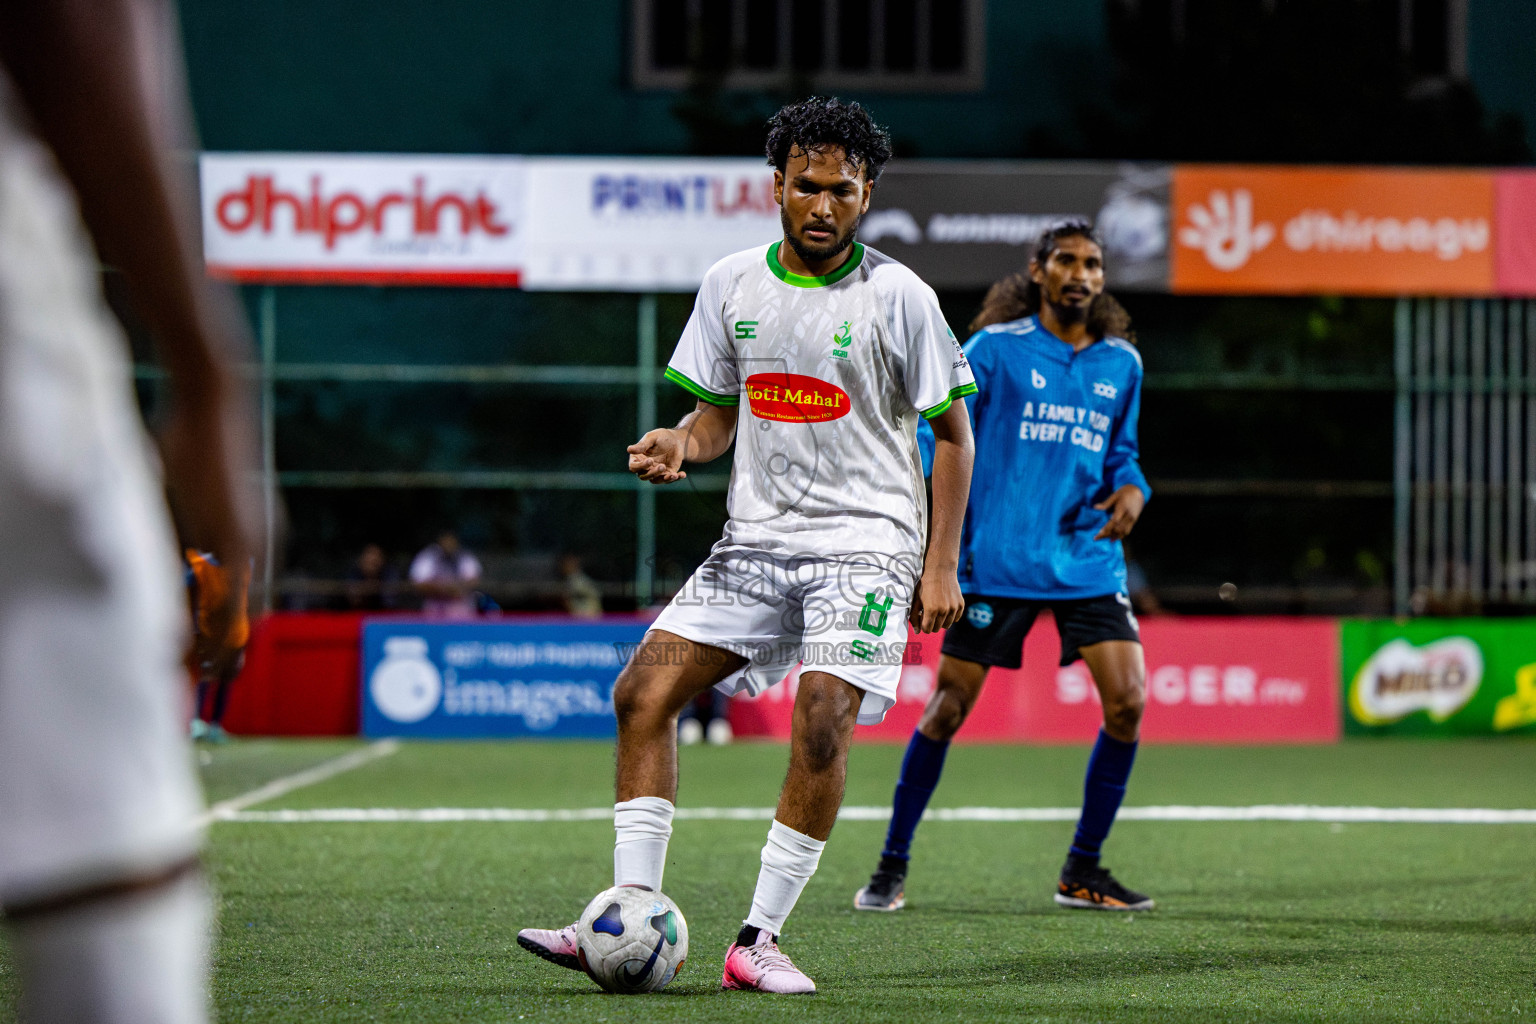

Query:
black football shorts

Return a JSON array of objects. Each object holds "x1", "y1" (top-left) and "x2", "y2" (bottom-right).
[{"x1": 940, "y1": 592, "x2": 1141, "y2": 669}]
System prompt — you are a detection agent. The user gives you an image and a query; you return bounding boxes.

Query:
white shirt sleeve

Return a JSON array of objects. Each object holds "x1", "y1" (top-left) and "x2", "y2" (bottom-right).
[
  {"x1": 887, "y1": 271, "x2": 977, "y2": 418},
  {"x1": 665, "y1": 262, "x2": 741, "y2": 406},
  {"x1": 408, "y1": 549, "x2": 436, "y2": 584}
]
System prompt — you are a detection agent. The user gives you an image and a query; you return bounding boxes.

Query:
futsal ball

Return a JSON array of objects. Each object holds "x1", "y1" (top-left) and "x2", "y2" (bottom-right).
[{"x1": 574, "y1": 885, "x2": 688, "y2": 993}]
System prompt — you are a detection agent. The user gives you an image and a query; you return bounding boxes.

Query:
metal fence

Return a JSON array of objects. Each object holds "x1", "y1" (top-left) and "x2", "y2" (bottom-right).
[
  {"x1": 136, "y1": 290, "x2": 1533, "y2": 615},
  {"x1": 1394, "y1": 298, "x2": 1536, "y2": 614}
]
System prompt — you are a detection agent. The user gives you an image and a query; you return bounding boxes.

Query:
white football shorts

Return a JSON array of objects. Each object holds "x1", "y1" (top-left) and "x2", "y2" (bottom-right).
[
  {"x1": 650, "y1": 548, "x2": 919, "y2": 725},
  {"x1": 0, "y1": 447, "x2": 201, "y2": 907}
]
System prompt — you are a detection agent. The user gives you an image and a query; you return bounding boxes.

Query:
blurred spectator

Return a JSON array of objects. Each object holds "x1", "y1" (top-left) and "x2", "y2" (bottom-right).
[
  {"x1": 410, "y1": 530, "x2": 482, "y2": 617},
  {"x1": 559, "y1": 552, "x2": 603, "y2": 619},
  {"x1": 345, "y1": 542, "x2": 401, "y2": 611}
]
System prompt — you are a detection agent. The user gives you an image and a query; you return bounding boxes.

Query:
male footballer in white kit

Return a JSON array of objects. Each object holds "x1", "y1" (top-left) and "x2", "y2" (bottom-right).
[
  {"x1": 0, "y1": 1, "x2": 259, "y2": 1020},
  {"x1": 518, "y1": 96, "x2": 976, "y2": 994}
]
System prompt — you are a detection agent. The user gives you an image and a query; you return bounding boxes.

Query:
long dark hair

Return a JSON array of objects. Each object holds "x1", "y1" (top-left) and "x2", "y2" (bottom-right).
[{"x1": 969, "y1": 220, "x2": 1136, "y2": 344}]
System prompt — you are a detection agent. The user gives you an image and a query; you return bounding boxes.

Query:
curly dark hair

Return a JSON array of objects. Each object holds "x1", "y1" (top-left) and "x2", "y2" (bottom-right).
[
  {"x1": 970, "y1": 220, "x2": 1136, "y2": 344},
  {"x1": 764, "y1": 97, "x2": 894, "y2": 183}
]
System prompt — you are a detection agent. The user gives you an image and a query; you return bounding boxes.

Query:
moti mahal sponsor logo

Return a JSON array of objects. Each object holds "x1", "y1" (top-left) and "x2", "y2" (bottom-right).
[
  {"x1": 1350, "y1": 637, "x2": 1483, "y2": 726},
  {"x1": 744, "y1": 373, "x2": 850, "y2": 423}
]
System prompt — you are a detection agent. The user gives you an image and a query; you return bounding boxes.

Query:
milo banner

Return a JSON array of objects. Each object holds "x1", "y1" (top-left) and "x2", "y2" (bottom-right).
[{"x1": 1342, "y1": 619, "x2": 1536, "y2": 736}]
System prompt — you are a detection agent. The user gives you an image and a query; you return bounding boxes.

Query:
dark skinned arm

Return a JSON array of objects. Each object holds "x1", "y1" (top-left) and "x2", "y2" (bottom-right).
[
  {"x1": 0, "y1": 0, "x2": 262, "y2": 653},
  {"x1": 626, "y1": 401, "x2": 739, "y2": 484},
  {"x1": 911, "y1": 401, "x2": 973, "y2": 633}
]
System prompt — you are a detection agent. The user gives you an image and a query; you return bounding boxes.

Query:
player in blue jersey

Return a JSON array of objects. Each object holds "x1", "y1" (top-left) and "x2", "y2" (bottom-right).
[{"x1": 854, "y1": 221, "x2": 1155, "y2": 912}]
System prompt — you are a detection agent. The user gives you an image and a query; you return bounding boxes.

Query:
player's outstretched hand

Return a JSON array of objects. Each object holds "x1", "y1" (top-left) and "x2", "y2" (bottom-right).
[
  {"x1": 910, "y1": 565, "x2": 965, "y2": 633},
  {"x1": 1094, "y1": 484, "x2": 1146, "y2": 540},
  {"x1": 627, "y1": 428, "x2": 688, "y2": 484}
]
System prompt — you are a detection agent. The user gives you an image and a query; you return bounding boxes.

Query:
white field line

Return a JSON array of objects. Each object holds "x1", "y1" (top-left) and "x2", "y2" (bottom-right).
[
  {"x1": 219, "y1": 803, "x2": 1536, "y2": 825},
  {"x1": 198, "y1": 740, "x2": 401, "y2": 827}
]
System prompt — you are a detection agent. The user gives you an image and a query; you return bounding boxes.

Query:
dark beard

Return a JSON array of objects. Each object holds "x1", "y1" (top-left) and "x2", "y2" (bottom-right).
[
  {"x1": 1045, "y1": 292, "x2": 1091, "y2": 327},
  {"x1": 781, "y1": 207, "x2": 861, "y2": 266}
]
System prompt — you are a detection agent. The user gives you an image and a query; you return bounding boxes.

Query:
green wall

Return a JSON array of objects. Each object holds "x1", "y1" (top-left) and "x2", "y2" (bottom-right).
[
  {"x1": 179, "y1": 0, "x2": 1106, "y2": 157},
  {"x1": 1468, "y1": 0, "x2": 1536, "y2": 158}
]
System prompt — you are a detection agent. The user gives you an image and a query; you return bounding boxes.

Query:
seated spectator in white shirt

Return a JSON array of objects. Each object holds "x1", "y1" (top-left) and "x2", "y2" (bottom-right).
[{"x1": 409, "y1": 531, "x2": 483, "y2": 617}]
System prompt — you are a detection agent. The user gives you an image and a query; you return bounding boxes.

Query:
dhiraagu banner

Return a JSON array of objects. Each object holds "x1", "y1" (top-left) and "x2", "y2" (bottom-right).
[{"x1": 1341, "y1": 618, "x2": 1536, "y2": 736}]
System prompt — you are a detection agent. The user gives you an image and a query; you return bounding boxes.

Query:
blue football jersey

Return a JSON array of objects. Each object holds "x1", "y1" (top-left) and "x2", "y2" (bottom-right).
[{"x1": 918, "y1": 315, "x2": 1150, "y2": 599}]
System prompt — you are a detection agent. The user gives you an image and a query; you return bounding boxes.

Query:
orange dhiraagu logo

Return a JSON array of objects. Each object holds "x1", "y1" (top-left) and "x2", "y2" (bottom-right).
[
  {"x1": 1171, "y1": 166, "x2": 1496, "y2": 296},
  {"x1": 745, "y1": 373, "x2": 851, "y2": 423}
]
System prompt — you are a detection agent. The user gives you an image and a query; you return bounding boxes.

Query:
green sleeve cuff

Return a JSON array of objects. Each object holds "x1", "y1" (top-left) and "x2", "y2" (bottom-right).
[
  {"x1": 920, "y1": 381, "x2": 978, "y2": 419},
  {"x1": 665, "y1": 367, "x2": 739, "y2": 406}
]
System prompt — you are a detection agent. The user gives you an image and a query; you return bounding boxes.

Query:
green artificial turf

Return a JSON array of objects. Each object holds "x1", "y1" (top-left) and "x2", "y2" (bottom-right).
[{"x1": 4, "y1": 739, "x2": 1534, "y2": 1023}]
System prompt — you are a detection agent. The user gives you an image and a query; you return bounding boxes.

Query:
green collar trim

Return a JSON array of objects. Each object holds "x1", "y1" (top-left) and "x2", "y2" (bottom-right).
[{"x1": 767, "y1": 241, "x2": 865, "y2": 288}]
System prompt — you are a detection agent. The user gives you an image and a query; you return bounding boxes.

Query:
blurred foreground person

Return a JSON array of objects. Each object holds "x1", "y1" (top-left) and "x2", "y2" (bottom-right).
[
  {"x1": 855, "y1": 222, "x2": 1155, "y2": 914},
  {"x1": 518, "y1": 97, "x2": 975, "y2": 994},
  {"x1": 185, "y1": 549, "x2": 251, "y2": 743},
  {"x1": 0, "y1": 1, "x2": 259, "y2": 1021}
]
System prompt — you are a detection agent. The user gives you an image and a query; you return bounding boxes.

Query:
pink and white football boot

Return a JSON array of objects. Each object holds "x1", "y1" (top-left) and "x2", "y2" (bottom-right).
[
  {"x1": 516, "y1": 922, "x2": 583, "y2": 971},
  {"x1": 720, "y1": 932, "x2": 817, "y2": 994}
]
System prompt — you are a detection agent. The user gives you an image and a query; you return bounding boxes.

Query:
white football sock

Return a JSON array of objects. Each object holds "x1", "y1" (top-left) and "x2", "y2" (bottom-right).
[
  {"x1": 613, "y1": 796, "x2": 674, "y2": 891},
  {"x1": 744, "y1": 819, "x2": 826, "y2": 937},
  {"x1": 9, "y1": 871, "x2": 210, "y2": 1024}
]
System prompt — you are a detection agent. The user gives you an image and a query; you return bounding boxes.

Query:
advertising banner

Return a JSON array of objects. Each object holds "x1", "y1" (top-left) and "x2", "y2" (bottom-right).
[
  {"x1": 199, "y1": 155, "x2": 1536, "y2": 296},
  {"x1": 1170, "y1": 166, "x2": 1496, "y2": 296},
  {"x1": 361, "y1": 619, "x2": 644, "y2": 738},
  {"x1": 730, "y1": 617, "x2": 1341, "y2": 744},
  {"x1": 1494, "y1": 171, "x2": 1536, "y2": 297},
  {"x1": 1341, "y1": 618, "x2": 1536, "y2": 736},
  {"x1": 865, "y1": 162, "x2": 1171, "y2": 292},
  {"x1": 200, "y1": 154, "x2": 525, "y2": 286},
  {"x1": 517, "y1": 158, "x2": 782, "y2": 290}
]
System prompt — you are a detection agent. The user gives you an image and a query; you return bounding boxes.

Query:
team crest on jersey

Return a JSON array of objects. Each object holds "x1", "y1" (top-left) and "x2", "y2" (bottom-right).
[
  {"x1": 745, "y1": 372, "x2": 851, "y2": 423},
  {"x1": 1092, "y1": 380, "x2": 1118, "y2": 400},
  {"x1": 830, "y1": 320, "x2": 853, "y2": 359}
]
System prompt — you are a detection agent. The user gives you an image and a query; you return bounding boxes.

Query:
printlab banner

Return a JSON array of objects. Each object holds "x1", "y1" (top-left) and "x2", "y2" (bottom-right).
[
  {"x1": 729, "y1": 617, "x2": 1341, "y2": 744},
  {"x1": 1341, "y1": 618, "x2": 1536, "y2": 736},
  {"x1": 516, "y1": 157, "x2": 782, "y2": 290},
  {"x1": 361, "y1": 620, "x2": 646, "y2": 738},
  {"x1": 200, "y1": 153, "x2": 526, "y2": 286}
]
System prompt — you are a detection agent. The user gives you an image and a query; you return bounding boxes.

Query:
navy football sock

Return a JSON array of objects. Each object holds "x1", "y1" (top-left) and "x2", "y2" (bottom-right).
[
  {"x1": 210, "y1": 678, "x2": 234, "y2": 725},
  {"x1": 881, "y1": 731, "x2": 950, "y2": 863},
  {"x1": 1069, "y1": 729, "x2": 1138, "y2": 865}
]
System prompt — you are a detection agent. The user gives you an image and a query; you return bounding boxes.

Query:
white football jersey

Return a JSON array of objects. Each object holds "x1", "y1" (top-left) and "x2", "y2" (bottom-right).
[{"x1": 666, "y1": 241, "x2": 975, "y2": 569}]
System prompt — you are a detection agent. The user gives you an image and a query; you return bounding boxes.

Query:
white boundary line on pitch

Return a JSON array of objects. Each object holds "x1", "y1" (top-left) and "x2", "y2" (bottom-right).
[
  {"x1": 198, "y1": 740, "x2": 401, "y2": 827},
  {"x1": 216, "y1": 803, "x2": 1536, "y2": 825}
]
